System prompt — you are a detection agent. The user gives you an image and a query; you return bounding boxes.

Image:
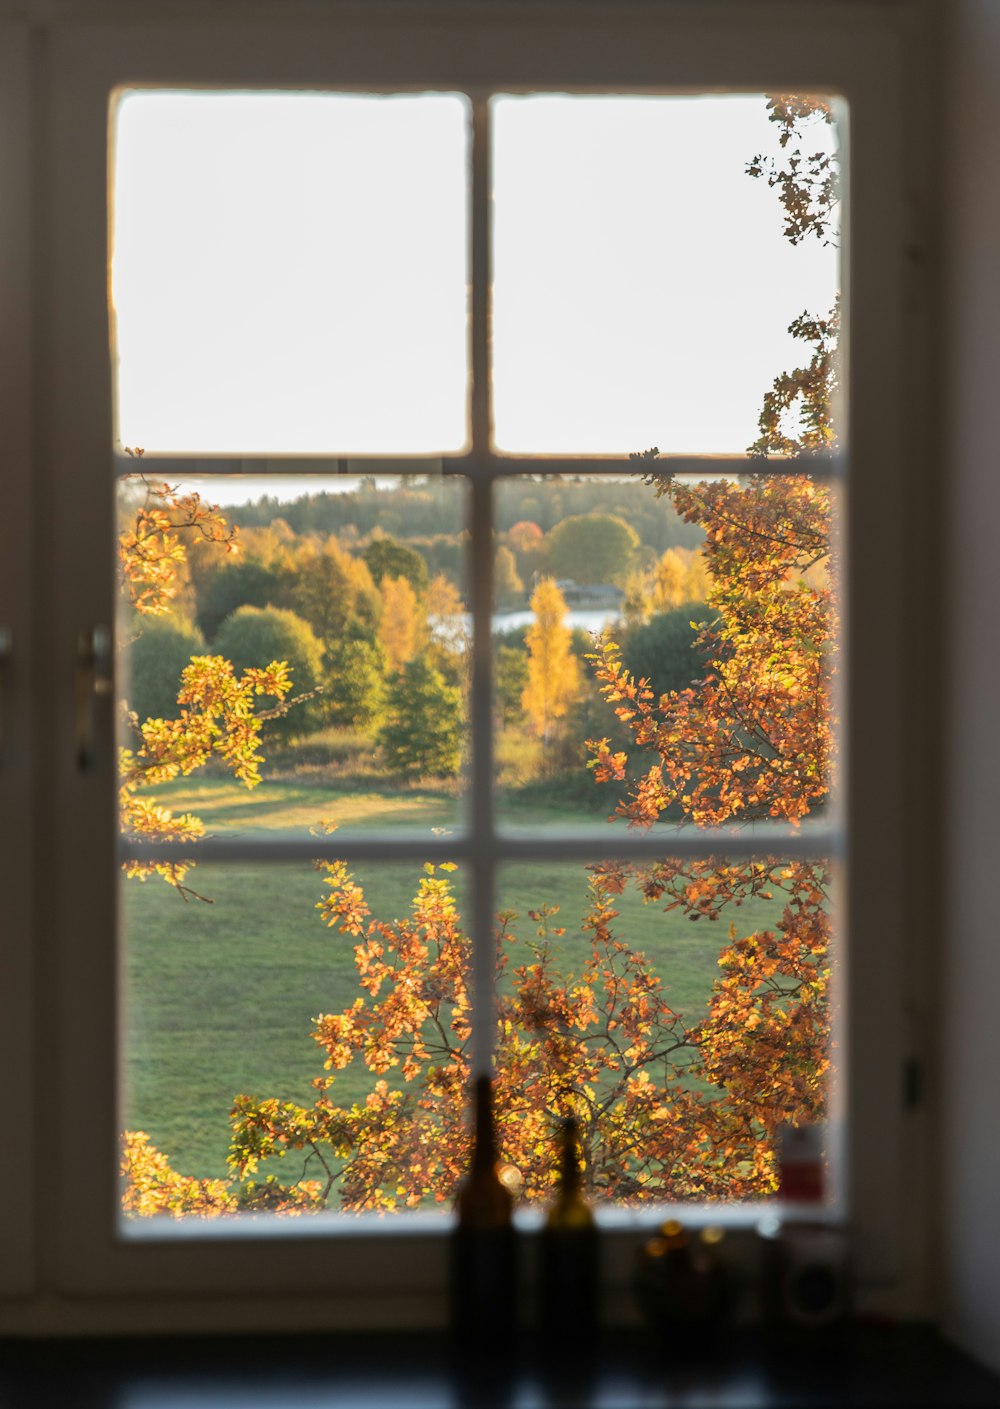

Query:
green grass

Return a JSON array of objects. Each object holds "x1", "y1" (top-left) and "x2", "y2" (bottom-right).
[
  {"x1": 121, "y1": 787, "x2": 789, "y2": 1185},
  {"x1": 121, "y1": 860, "x2": 430, "y2": 1181},
  {"x1": 145, "y1": 774, "x2": 464, "y2": 836}
]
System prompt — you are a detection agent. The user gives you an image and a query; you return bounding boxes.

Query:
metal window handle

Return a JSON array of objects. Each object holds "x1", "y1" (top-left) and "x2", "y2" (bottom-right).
[
  {"x1": 76, "y1": 626, "x2": 113, "y2": 772},
  {"x1": 0, "y1": 626, "x2": 11, "y2": 769}
]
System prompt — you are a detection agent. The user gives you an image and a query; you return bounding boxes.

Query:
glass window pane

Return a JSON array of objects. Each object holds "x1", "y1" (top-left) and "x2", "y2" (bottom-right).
[
  {"x1": 494, "y1": 855, "x2": 838, "y2": 1205},
  {"x1": 111, "y1": 92, "x2": 470, "y2": 455},
  {"x1": 116, "y1": 469, "x2": 468, "y2": 844},
  {"x1": 493, "y1": 471, "x2": 840, "y2": 834},
  {"x1": 120, "y1": 860, "x2": 468, "y2": 1217},
  {"x1": 491, "y1": 94, "x2": 841, "y2": 454}
]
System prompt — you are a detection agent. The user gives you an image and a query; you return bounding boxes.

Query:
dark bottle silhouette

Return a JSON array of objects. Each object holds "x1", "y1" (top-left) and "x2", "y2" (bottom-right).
[
  {"x1": 538, "y1": 1115, "x2": 599, "y2": 1342},
  {"x1": 449, "y1": 1074, "x2": 517, "y2": 1350}
]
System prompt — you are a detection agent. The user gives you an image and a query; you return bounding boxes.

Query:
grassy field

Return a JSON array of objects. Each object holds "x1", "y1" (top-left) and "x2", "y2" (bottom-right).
[{"x1": 121, "y1": 776, "x2": 788, "y2": 1184}]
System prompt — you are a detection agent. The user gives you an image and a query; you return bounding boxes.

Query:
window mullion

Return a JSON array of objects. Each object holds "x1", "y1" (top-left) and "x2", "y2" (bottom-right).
[
  {"x1": 120, "y1": 825, "x2": 844, "y2": 868},
  {"x1": 468, "y1": 473, "x2": 496, "y2": 1076},
  {"x1": 467, "y1": 96, "x2": 497, "y2": 1076},
  {"x1": 470, "y1": 95, "x2": 492, "y2": 459}
]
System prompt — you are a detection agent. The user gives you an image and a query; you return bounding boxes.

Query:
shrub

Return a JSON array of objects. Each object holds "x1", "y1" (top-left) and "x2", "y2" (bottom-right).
[
  {"x1": 126, "y1": 614, "x2": 206, "y2": 724},
  {"x1": 214, "y1": 606, "x2": 326, "y2": 742}
]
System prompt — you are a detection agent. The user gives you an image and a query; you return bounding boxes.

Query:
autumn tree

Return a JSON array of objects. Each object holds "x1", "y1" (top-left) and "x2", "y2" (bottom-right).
[
  {"x1": 292, "y1": 537, "x2": 380, "y2": 649},
  {"x1": 222, "y1": 860, "x2": 721, "y2": 1211},
  {"x1": 117, "y1": 467, "x2": 237, "y2": 618},
  {"x1": 546, "y1": 513, "x2": 639, "y2": 586},
  {"x1": 422, "y1": 571, "x2": 468, "y2": 685},
  {"x1": 118, "y1": 472, "x2": 294, "y2": 900},
  {"x1": 379, "y1": 574, "x2": 420, "y2": 674},
  {"x1": 747, "y1": 94, "x2": 839, "y2": 248},
  {"x1": 521, "y1": 578, "x2": 581, "y2": 747},
  {"x1": 494, "y1": 544, "x2": 524, "y2": 609},
  {"x1": 505, "y1": 519, "x2": 547, "y2": 586}
]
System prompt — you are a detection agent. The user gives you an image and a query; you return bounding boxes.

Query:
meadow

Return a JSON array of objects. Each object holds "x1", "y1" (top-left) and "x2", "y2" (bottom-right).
[{"x1": 120, "y1": 775, "x2": 788, "y2": 1185}]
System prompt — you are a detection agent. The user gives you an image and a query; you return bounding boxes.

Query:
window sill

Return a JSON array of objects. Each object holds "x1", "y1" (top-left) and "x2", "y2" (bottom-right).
[{"x1": 0, "y1": 1325, "x2": 994, "y2": 1408}]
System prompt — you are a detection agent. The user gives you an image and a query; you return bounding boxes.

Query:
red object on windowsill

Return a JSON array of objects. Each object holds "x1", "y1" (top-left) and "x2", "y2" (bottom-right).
[{"x1": 777, "y1": 1123, "x2": 825, "y2": 1203}]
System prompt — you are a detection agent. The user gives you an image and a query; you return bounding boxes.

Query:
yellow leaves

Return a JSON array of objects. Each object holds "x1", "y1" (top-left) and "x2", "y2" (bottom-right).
[
  {"x1": 521, "y1": 578, "x2": 581, "y2": 741},
  {"x1": 121, "y1": 1131, "x2": 236, "y2": 1219},
  {"x1": 121, "y1": 656, "x2": 296, "y2": 896},
  {"x1": 119, "y1": 475, "x2": 238, "y2": 618},
  {"x1": 379, "y1": 574, "x2": 419, "y2": 673}
]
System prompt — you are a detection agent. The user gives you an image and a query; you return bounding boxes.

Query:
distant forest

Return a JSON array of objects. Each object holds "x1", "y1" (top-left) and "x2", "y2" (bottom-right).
[{"x1": 227, "y1": 472, "x2": 704, "y2": 556}]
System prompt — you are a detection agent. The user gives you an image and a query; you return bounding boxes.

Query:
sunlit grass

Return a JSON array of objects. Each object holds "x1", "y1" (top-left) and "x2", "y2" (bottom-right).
[{"x1": 145, "y1": 775, "x2": 463, "y2": 835}]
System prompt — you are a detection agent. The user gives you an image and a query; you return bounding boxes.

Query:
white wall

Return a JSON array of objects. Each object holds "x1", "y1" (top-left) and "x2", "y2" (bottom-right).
[{"x1": 943, "y1": 0, "x2": 1000, "y2": 1377}]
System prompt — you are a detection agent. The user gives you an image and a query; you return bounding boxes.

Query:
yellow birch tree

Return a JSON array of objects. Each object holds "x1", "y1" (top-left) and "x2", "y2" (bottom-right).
[
  {"x1": 651, "y1": 547, "x2": 689, "y2": 610},
  {"x1": 379, "y1": 574, "x2": 419, "y2": 674},
  {"x1": 521, "y1": 577, "x2": 580, "y2": 747}
]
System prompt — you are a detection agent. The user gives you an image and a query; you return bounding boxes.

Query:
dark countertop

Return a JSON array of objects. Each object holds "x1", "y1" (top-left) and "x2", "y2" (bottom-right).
[{"x1": 0, "y1": 1325, "x2": 998, "y2": 1409}]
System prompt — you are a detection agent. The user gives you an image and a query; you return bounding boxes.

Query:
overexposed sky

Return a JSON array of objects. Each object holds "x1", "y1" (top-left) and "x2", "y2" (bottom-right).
[{"x1": 111, "y1": 90, "x2": 839, "y2": 459}]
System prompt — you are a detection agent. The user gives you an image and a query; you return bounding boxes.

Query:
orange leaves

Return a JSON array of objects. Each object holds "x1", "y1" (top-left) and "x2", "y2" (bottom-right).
[
  {"x1": 587, "y1": 737, "x2": 628, "y2": 784},
  {"x1": 580, "y1": 470, "x2": 835, "y2": 1194},
  {"x1": 693, "y1": 894, "x2": 832, "y2": 1134},
  {"x1": 588, "y1": 475, "x2": 835, "y2": 832},
  {"x1": 223, "y1": 861, "x2": 711, "y2": 1211},
  {"x1": 315, "y1": 1005, "x2": 365, "y2": 1071},
  {"x1": 317, "y1": 860, "x2": 370, "y2": 935}
]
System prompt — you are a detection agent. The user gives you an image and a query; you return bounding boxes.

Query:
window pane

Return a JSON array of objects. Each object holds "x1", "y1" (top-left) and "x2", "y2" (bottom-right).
[
  {"x1": 120, "y1": 860, "x2": 468, "y2": 1216},
  {"x1": 111, "y1": 92, "x2": 470, "y2": 454},
  {"x1": 117, "y1": 470, "x2": 468, "y2": 845},
  {"x1": 494, "y1": 856, "x2": 837, "y2": 1204},
  {"x1": 494, "y1": 471, "x2": 840, "y2": 833},
  {"x1": 491, "y1": 94, "x2": 841, "y2": 454}
]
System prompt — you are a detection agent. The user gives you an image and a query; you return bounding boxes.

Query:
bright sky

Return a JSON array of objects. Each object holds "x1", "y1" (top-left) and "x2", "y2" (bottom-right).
[{"x1": 111, "y1": 90, "x2": 839, "y2": 460}]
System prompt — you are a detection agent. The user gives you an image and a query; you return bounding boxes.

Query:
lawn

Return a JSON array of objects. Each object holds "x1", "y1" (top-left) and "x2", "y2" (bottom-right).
[
  {"x1": 120, "y1": 777, "x2": 789, "y2": 1185},
  {"x1": 141, "y1": 774, "x2": 464, "y2": 835}
]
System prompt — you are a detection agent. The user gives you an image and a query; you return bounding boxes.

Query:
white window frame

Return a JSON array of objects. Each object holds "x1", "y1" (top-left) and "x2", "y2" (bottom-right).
[{"x1": 0, "y1": 0, "x2": 931, "y2": 1332}]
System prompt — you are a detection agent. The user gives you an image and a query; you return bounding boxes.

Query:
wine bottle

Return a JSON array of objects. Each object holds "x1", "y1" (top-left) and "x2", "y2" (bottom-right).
[
  {"x1": 538, "y1": 1116, "x2": 599, "y2": 1341},
  {"x1": 449, "y1": 1074, "x2": 517, "y2": 1348}
]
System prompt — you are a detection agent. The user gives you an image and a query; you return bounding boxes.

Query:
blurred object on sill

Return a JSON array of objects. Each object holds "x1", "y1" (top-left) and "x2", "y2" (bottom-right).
[{"x1": 633, "y1": 1219, "x2": 734, "y2": 1350}]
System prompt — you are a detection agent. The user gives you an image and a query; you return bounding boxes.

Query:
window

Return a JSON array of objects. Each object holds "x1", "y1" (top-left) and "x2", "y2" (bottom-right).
[
  {"x1": 113, "y1": 85, "x2": 844, "y2": 1226},
  {"x1": 5, "y1": 2, "x2": 926, "y2": 1328}
]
